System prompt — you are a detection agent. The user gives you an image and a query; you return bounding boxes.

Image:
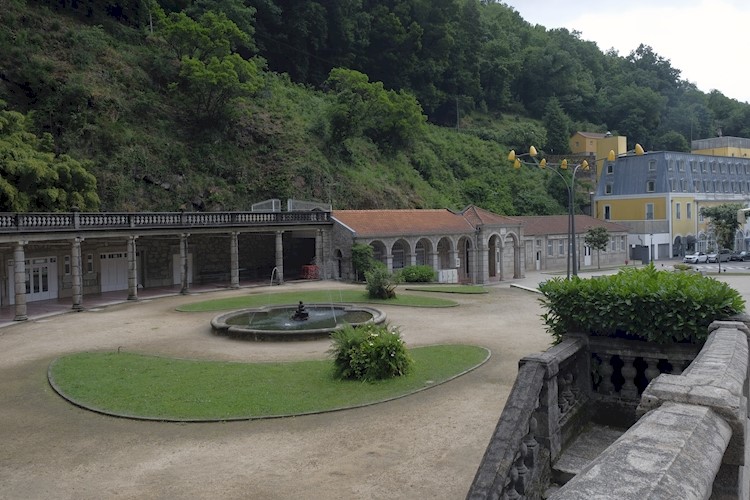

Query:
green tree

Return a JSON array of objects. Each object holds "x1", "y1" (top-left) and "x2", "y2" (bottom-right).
[
  {"x1": 351, "y1": 243, "x2": 375, "y2": 281},
  {"x1": 160, "y1": 11, "x2": 263, "y2": 124},
  {"x1": 543, "y1": 97, "x2": 572, "y2": 155},
  {"x1": 584, "y1": 226, "x2": 609, "y2": 269},
  {"x1": 0, "y1": 102, "x2": 99, "y2": 212},
  {"x1": 325, "y1": 68, "x2": 426, "y2": 150},
  {"x1": 700, "y1": 203, "x2": 743, "y2": 250}
]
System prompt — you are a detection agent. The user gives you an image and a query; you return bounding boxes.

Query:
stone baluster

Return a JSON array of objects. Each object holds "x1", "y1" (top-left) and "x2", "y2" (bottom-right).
[
  {"x1": 562, "y1": 372, "x2": 576, "y2": 408},
  {"x1": 504, "y1": 468, "x2": 521, "y2": 500},
  {"x1": 644, "y1": 356, "x2": 661, "y2": 385},
  {"x1": 620, "y1": 355, "x2": 638, "y2": 398},
  {"x1": 558, "y1": 372, "x2": 571, "y2": 415},
  {"x1": 523, "y1": 416, "x2": 538, "y2": 469},
  {"x1": 598, "y1": 354, "x2": 615, "y2": 395},
  {"x1": 514, "y1": 443, "x2": 528, "y2": 495}
]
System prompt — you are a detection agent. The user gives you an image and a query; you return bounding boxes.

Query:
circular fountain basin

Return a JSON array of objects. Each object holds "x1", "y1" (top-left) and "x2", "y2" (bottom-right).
[{"x1": 211, "y1": 304, "x2": 386, "y2": 341}]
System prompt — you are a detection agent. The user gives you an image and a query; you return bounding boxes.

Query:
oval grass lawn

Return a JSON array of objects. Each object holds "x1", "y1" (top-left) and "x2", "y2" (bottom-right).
[
  {"x1": 176, "y1": 289, "x2": 458, "y2": 312},
  {"x1": 48, "y1": 345, "x2": 489, "y2": 421}
]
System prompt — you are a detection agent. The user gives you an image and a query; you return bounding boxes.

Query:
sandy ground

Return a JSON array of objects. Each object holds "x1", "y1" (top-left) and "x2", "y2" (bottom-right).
[{"x1": 2, "y1": 268, "x2": 746, "y2": 500}]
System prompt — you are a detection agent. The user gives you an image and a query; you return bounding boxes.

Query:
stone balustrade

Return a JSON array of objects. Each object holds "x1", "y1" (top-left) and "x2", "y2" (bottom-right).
[
  {"x1": 469, "y1": 321, "x2": 750, "y2": 500},
  {"x1": 0, "y1": 210, "x2": 331, "y2": 235}
]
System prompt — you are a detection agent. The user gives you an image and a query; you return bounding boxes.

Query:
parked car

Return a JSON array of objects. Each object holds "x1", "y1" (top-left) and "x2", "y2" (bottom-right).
[
  {"x1": 683, "y1": 252, "x2": 708, "y2": 264},
  {"x1": 731, "y1": 250, "x2": 750, "y2": 261},
  {"x1": 707, "y1": 249, "x2": 732, "y2": 263}
]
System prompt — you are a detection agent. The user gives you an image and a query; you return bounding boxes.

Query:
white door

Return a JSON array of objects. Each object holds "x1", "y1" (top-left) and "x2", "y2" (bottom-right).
[
  {"x1": 100, "y1": 252, "x2": 128, "y2": 292},
  {"x1": 8, "y1": 256, "x2": 58, "y2": 304},
  {"x1": 584, "y1": 246, "x2": 592, "y2": 266},
  {"x1": 172, "y1": 254, "x2": 193, "y2": 285}
]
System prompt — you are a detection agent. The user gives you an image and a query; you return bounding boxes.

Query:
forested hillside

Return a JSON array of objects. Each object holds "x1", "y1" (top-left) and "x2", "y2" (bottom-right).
[{"x1": 1, "y1": 0, "x2": 750, "y2": 214}]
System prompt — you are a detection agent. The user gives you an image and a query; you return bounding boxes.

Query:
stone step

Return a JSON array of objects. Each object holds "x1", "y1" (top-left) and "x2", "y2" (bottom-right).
[{"x1": 552, "y1": 424, "x2": 626, "y2": 485}]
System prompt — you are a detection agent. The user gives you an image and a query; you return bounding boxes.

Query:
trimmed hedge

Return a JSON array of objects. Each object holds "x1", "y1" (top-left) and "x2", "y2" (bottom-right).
[
  {"x1": 538, "y1": 264, "x2": 745, "y2": 344},
  {"x1": 397, "y1": 265, "x2": 436, "y2": 282}
]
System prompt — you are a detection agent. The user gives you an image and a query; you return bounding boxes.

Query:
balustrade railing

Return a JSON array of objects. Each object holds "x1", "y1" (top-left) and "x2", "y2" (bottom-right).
[{"x1": 0, "y1": 210, "x2": 331, "y2": 234}]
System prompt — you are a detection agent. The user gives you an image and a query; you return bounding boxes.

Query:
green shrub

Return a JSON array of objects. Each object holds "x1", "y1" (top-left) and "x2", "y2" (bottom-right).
[
  {"x1": 329, "y1": 323, "x2": 413, "y2": 381},
  {"x1": 538, "y1": 264, "x2": 745, "y2": 344},
  {"x1": 365, "y1": 266, "x2": 398, "y2": 299},
  {"x1": 397, "y1": 265, "x2": 436, "y2": 283}
]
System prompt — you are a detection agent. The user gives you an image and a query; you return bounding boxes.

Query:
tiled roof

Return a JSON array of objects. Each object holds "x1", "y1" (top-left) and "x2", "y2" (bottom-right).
[
  {"x1": 333, "y1": 209, "x2": 476, "y2": 237},
  {"x1": 513, "y1": 215, "x2": 629, "y2": 236},
  {"x1": 576, "y1": 131, "x2": 608, "y2": 139},
  {"x1": 459, "y1": 205, "x2": 522, "y2": 227}
]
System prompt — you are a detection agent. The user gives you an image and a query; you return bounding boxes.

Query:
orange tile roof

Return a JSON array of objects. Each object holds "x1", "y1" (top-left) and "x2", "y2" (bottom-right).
[
  {"x1": 333, "y1": 209, "x2": 476, "y2": 237},
  {"x1": 459, "y1": 205, "x2": 522, "y2": 226},
  {"x1": 512, "y1": 215, "x2": 629, "y2": 236}
]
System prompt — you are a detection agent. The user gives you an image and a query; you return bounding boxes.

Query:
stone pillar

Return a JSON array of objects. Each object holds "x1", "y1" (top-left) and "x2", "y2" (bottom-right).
[
  {"x1": 514, "y1": 242, "x2": 524, "y2": 279},
  {"x1": 13, "y1": 242, "x2": 27, "y2": 321},
  {"x1": 180, "y1": 233, "x2": 189, "y2": 295},
  {"x1": 385, "y1": 255, "x2": 393, "y2": 274},
  {"x1": 274, "y1": 231, "x2": 284, "y2": 284},
  {"x1": 498, "y1": 242, "x2": 505, "y2": 281},
  {"x1": 71, "y1": 238, "x2": 83, "y2": 311},
  {"x1": 230, "y1": 231, "x2": 240, "y2": 289},
  {"x1": 315, "y1": 230, "x2": 323, "y2": 274},
  {"x1": 127, "y1": 236, "x2": 138, "y2": 300},
  {"x1": 430, "y1": 251, "x2": 439, "y2": 271}
]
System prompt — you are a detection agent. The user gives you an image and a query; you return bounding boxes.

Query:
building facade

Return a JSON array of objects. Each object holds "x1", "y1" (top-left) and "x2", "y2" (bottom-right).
[{"x1": 593, "y1": 149, "x2": 750, "y2": 260}]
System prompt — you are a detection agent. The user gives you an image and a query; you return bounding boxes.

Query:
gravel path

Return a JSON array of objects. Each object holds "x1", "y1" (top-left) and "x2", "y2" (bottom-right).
[{"x1": 0, "y1": 280, "x2": 553, "y2": 500}]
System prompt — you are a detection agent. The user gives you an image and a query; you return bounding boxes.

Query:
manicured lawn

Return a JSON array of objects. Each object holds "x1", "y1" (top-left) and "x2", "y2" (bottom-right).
[
  {"x1": 404, "y1": 285, "x2": 487, "y2": 294},
  {"x1": 49, "y1": 345, "x2": 489, "y2": 421},
  {"x1": 177, "y1": 289, "x2": 457, "y2": 312}
]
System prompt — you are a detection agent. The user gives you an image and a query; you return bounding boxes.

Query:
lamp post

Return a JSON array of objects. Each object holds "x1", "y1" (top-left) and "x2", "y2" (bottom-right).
[{"x1": 509, "y1": 147, "x2": 609, "y2": 278}]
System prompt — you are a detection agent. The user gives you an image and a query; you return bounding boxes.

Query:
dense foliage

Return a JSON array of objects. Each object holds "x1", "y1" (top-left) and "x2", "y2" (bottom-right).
[
  {"x1": 539, "y1": 265, "x2": 745, "y2": 344},
  {"x1": 700, "y1": 203, "x2": 743, "y2": 250},
  {"x1": 329, "y1": 323, "x2": 413, "y2": 382},
  {"x1": 365, "y1": 266, "x2": 398, "y2": 299},
  {"x1": 2, "y1": 0, "x2": 750, "y2": 213},
  {"x1": 397, "y1": 265, "x2": 436, "y2": 283}
]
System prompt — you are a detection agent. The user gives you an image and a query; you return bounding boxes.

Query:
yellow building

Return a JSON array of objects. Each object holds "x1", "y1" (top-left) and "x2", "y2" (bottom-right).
[
  {"x1": 593, "y1": 150, "x2": 750, "y2": 261},
  {"x1": 691, "y1": 136, "x2": 750, "y2": 158},
  {"x1": 569, "y1": 131, "x2": 627, "y2": 179}
]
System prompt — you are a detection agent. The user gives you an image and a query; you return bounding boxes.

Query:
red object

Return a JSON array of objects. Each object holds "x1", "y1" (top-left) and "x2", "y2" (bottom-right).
[{"x1": 301, "y1": 265, "x2": 319, "y2": 279}]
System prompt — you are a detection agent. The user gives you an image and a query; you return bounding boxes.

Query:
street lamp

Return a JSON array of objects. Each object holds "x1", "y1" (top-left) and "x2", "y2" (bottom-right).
[{"x1": 509, "y1": 147, "x2": 608, "y2": 278}]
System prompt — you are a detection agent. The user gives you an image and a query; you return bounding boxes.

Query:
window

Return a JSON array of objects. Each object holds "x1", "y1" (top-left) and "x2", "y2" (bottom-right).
[
  {"x1": 711, "y1": 162, "x2": 717, "y2": 173},
  {"x1": 605, "y1": 183, "x2": 613, "y2": 194},
  {"x1": 646, "y1": 203, "x2": 654, "y2": 220},
  {"x1": 680, "y1": 179, "x2": 686, "y2": 191},
  {"x1": 536, "y1": 239, "x2": 542, "y2": 248},
  {"x1": 64, "y1": 255, "x2": 71, "y2": 275},
  {"x1": 648, "y1": 160, "x2": 657, "y2": 171},
  {"x1": 86, "y1": 254, "x2": 94, "y2": 273},
  {"x1": 694, "y1": 180, "x2": 701, "y2": 192},
  {"x1": 678, "y1": 160, "x2": 685, "y2": 172},
  {"x1": 547, "y1": 240, "x2": 553, "y2": 257},
  {"x1": 604, "y1": 205, "x2": 611, "y2": 220},
  {"x1": 620, "y1": 236, "x2": 626, "y2": 250},
  {"x1": 675, "y1": 203, "x2": 681, "y2": 220},
  {"x1": 667, "y1": 160, "x2": 674, "y2": 171},
  {"x1": 690, "y1": 161, "x2": 697, "y2": 173},
  {"x1": 730, "y1": 163, "x2": 735, "y2": 174},
  {"x1": 558, "y1": 239, "x2": 565, "y2": 255},
  {"x1": 646, "y1": 180, "x2": 655, "y2": 192},
  {"x1": 720, "y1": 162, "x2": 726, "y2": 174},
  {"x1": 606, "y1": 163, "x2": 614, "y2": 174},
  {"x1": 670, "y1": 179, "x2": 676, "y2": 191},
  {"x1": 610, "y1": 237, "x2": 617, "y2": 251},
  {"x1": 687, "y1": 203, "x2": 692, "y2": 219}
]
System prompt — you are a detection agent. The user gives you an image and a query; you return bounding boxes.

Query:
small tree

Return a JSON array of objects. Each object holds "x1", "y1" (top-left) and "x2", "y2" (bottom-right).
[
  {"x1": 700, "y1": 203, "x2": 743, "y2": 250},
  {"x1": 584, "y1": 227, "x2": 609, "y2": 269},
  {"x1": 351, "y1": 243, "x2": 376, "y2": 281}
]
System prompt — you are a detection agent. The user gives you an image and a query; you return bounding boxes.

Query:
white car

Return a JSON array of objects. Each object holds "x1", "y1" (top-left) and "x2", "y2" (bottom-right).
[{"x1": 683, "y1": 252, "x2": 708, "y2": 264}]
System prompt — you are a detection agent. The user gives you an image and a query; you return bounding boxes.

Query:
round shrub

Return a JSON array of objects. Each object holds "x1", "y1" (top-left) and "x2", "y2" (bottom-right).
[
  {"x1": 365, "y1": 266, "x2": 398, "y2": 299},
  {"x1": 397, "y1": 265, "x2": 436, "y2": 282},
  {"x1": 329, "y1": 323, "x2": 413, "y2": 381}
]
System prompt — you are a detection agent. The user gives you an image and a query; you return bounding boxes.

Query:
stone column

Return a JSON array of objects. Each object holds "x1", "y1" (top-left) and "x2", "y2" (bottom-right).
[
  {"x1": 315, "y1": 230, "x2": 323, "y2": 275},
  {"x1": 274, "y1": 231, "x2": 284, "y2": 284},
  {"x1": 71, "y1": 238, "x2": 84, "y2": 311},
  {"x1": 13, "y1": 242, "x2": 27, "y2": 321},
  {"x1": 385, "y1": 255, "x2": 393, "y2": 274},
  {"x1": 230, "y1": 231, "x2": 240, "y2": 289},
  {"x1": 180, "y1": 233, "x2": 189, "y2": 295},
  {"x1": 514, "y1": 242, "x2": 524, "y2": 279},
  {"x1": 127, "y1": 236, "x2": 138, "y2": 300}
]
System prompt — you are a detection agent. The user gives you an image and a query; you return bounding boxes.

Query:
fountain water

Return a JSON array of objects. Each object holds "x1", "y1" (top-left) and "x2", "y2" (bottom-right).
[
  {"x1": 269, "y1": 266, "x2": 279, "y2": 286},
  {"x1": 211, "y1": 304, "x2": 386, "y2": 341}
]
